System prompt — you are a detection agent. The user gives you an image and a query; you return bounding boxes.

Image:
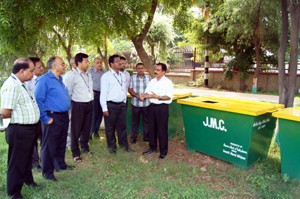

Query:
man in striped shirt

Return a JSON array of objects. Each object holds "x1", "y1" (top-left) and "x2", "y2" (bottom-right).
[
  {"x1": 128, "y1": 63, "x2": 151, "y2": 143},
  {"x1": 1, "y1": 58, "x2": 40, "y2": 199}
]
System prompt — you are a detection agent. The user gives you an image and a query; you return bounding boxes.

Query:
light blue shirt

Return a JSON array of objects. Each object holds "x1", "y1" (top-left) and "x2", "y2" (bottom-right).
[{"x1": 100, "y1": 69, "x2": 127, "y2": 112}]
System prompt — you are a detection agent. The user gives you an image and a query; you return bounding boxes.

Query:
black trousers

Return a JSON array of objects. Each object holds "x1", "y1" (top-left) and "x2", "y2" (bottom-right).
[
  {"x1": 32, "y1": 121, "x2": 42, "y2": 166},
  {"x1": 41, "y1": 112, "x2": 68, "y2": 179},
  {"x1": 104, "y1": 102, "x2": 129, "y2": 151},
  {"x1": 130, "y1": 105, "x2": 149, "y2": 141},
  {"x1": 71, "y1": 101, "x2": 92, "y2": 157},
  {"x1": 90, "y1": 91, "x2": 103, "y2": 137},
  {"x1": 6, "y1": 123, "x2": 37, "y2": 198},
  {"x1": 148, "y1": 103, "x2": 169, "y2": 156}
]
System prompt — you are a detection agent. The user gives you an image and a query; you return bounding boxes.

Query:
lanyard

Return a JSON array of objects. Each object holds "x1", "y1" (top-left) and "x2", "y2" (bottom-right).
[
  {"x1": 11, "y1": 75, "x2": 34, "y2": 100},
  {"x1": 76, "y1": 69, "x2": 90, "y2": 91},
  {"x1": 112, "y1": 72, "x2": 123, "y2": 87}
]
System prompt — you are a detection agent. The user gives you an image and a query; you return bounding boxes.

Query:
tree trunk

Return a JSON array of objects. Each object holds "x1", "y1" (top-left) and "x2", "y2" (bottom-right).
[
  {"x1": 286, "y1": 2, "x2": 300, "y2": 107},
  {"x1": 52, "y1": 27, "x2": 72, "y2": 65},
  {"x1": 252, "y1": 0, "x2": 262, "y2": 94},
  {"x1": 278, "y1": 0, "x2": 289, "y2": 106},
  {"x1": 130, "y1": 0, "x2": 158, "y2": 77},
  {"x1": 132, "y1": 38, "x2": 155, "y2": 77}
]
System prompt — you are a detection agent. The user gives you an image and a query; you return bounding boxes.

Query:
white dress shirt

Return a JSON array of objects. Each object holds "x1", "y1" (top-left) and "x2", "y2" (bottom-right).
[
  {"x1": 100, "y1": 69, "x2": 127, "y2": 112},
  {"x1": 25, "y1": 75, "x2": 38, "y2": 98},
  {"x1": 145, "y1": 75, "x2": 174, "y2": 104},
  {"x1": 63, "y1": 68, "x2": 94, "y2": 102},
  {"x1": 122, "y1": 70, "x2": 131, "y2": 91}
]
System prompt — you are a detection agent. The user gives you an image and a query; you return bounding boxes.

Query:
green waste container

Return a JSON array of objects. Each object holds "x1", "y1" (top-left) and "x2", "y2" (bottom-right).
[
  {"x1": 177, "y1": 96, "x2": 284, "y2": 168},
  {"x1": 126, "y1": 92, "x2": 192, "y2": 137},
  {"x1": 272, "y1": 107, "x2": 300, "y2": 180}
]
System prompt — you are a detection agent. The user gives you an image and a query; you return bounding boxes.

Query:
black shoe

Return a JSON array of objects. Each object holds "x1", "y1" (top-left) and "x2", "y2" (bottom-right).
[
  {"x1": 32, "y1": 162, "x2": 42, "y2": 172},
  {"x1": 131, "y1": 139, "x2": 137, "y2": 144},
  {"x1": 44, "y1": 176, "x2": 57, "y2": 182},
  {"x1": 126, "y1": 148, "x2": 135, "y2": 152},
  {"x1": 109, "y1": 149, "x2": 116, "y2": 154},
  {"x1": 60, "y1": 165, "x2": 75, "y2": 171},
  {"x1": 159, "y1": 154, "x2": 167, "y2": 159},
  {"x1": 142, "y1": 149, "x2": 158, "y2": 156},
  {"x1": 82, "y1": 149, "x2": 94, "y2": 154}
]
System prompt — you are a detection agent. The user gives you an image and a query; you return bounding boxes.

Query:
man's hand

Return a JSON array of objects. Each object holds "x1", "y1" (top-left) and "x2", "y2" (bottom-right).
[
  {"x1": 47, "y1": 118, "x2": 54, "y2": 125},
  {"x1": 103, "y1": 111, "x2": 109, "y2": 117}
]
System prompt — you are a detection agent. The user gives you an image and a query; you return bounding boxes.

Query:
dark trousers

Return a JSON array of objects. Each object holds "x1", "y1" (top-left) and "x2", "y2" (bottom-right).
[
  {"x1": 5, "y1": 123, "x2": 37, "y2": 198},
  {"x1": 90, "y1": 92, "x2": 103, "y2": 137},
  {"x1": 32, "y1": 121, "x2": 42, "y2": 166},
  {"x1": 71, "y1": 101, "x2": 92, "y2": 157},
  {"x1": 131, "y1": 105, "x2": 149, "y2": 140},
  {"x1": 148, "y1": 103, "x2": 169, "y2": 156},
  {"x1": 41, "y1": 112, "x2": 68, "y2": 179},
  {"x1": 104, "y1": 102, "x2": 129, "y2": 151}
]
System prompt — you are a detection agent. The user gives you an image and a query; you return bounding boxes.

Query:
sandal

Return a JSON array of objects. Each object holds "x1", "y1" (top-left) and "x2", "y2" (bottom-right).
[{"x1": 73, "y1": 156, "x2": 82, "y2": 163}]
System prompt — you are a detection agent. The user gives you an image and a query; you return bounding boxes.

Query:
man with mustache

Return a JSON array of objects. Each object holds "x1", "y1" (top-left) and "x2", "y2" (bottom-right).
[{"x1": 141, "y1": 63, "x2": 173, "y2": 159}]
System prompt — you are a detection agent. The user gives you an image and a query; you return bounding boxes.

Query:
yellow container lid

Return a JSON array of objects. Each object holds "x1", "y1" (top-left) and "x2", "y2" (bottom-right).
[
  {"x1": 272, "y1": 107, "x2": 300, "y2": 122},
  {"x1": 177, "y1": 96, "x2": 284, "y2": 116},
  {"x1": 172, "y1": 92, "x2": 192, "y2": 100},
  {"x1": 127, "y1": 92, "x2": 192, "y2": 100}
]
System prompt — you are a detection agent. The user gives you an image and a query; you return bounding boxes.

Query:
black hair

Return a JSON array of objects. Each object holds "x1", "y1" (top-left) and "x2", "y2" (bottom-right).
[
  {"x1": 28, "y1": 57, "x2": 41, "y2": 66},
  {"x1": 12, "y1": 58, "x2": 31, "y2": 74},
  {"x1": 135, "y1": 62, "x2": 144, "y2": 68},
  {"x1": 108, "y1": 54, "x2": 120, "y2": 66},
  {"x1": 156, "y1": 62, "x2": 167, "y2": 72},
  {"x1": 75, "y1": 53, "x2": 88, "y2": 66},
  {"x1": 120, "y1": 56, "x2": 126, "y2": 61}
]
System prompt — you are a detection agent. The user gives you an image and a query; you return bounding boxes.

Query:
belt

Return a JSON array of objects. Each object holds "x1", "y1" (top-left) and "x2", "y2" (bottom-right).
[
  {"x1": 47, "y1": 111, "x2": 68, "y2": 115},
  {"x1": 71, "y1": 100, "x2": 92, "y2": 104},
  {"x1": 10, "y1": 123, "x2": 37, "y2": 127},
  {"x1": 107, "y1": 101, "x2": 124, "y2": 105},
  {"x1": 150, "y1": 103, "x2": 168, "y2": 106},
  {"x1": 93, "y1": 90, "x2": 100, "y2": 93}
]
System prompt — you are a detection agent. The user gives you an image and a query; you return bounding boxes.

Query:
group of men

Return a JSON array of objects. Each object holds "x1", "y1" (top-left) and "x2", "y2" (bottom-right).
[{"x1": 0, "y1": 53, "x2": 173, "y2": 199}]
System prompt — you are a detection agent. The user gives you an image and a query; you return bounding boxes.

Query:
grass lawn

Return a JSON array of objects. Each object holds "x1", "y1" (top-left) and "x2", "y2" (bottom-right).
[{"x1": 0, "y1": 130, "x2": 299, "y2": 199}]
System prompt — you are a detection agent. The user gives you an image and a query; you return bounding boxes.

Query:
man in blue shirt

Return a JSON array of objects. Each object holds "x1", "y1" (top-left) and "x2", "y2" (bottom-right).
[{"x1": 35, "y1": 56, "x2": 72, "y2": 181}]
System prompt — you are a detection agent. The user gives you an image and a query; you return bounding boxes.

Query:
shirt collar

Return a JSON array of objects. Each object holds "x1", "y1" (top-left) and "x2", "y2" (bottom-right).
[
  {"x1": 10, "y1": 74, "x2": 22, "y2": 85},
  {"x1": 48, "y1": 70, "x2": 62, "y2": 81},
  {"x1": 110, "y1": 68, "x2": 119, "y2": 75}
]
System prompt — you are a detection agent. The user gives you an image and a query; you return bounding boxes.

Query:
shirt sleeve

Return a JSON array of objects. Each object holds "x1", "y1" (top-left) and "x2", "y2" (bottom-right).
[
  {"x1": 0, "y1": 84, "x2": 17, "y2": 110},
  {"x1": 34, "y1": 77, "x2": 51, "y2": 124},
  {"x1": 165, "y1": 79, "x2": 174, "y2": 99},
  {"x1": 100, "y1": 74, "x2": 108, "y2": 112},
  {"x1": 63, "y1": 71, "x2": 74, "y2": 99},
  {"x1": 129, "y1": 76, "x2": 133, "y2": 89},
  {"x1": 145, "y1": 80, "x2": 153, "y2": 94}
]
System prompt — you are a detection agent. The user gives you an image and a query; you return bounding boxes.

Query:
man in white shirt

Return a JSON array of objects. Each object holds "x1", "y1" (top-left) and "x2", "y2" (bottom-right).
[
  {"x1": 63, "y1": 53, "x2": 94, "y2": 162},
  {"x1": 100, "y1": 54, "x2": 133, "y2": 153},
  {"x1": 141, "y1": 63, "x2": 174, "y2": 159}
]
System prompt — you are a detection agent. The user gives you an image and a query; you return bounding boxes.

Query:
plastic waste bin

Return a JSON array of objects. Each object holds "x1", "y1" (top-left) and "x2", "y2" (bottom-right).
[
  {"x1": 272, "y1": 107, "x2": 300, "y2": 180},
  {"x1": 177, "y1": 96, "x2": 283, "y2": 168},
  {"x1": 126, "y1": 92, "x2": 192, "y2": 137}
]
